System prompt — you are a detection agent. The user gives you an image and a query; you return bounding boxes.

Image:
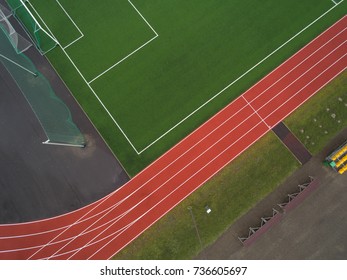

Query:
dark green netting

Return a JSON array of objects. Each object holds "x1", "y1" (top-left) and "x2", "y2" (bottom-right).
[
  {"x1": 6, "y1": 0, "x2": 57, "y2": 54},
  {"x1": 0, "y1": 17, "x2": 85, "y2": 146}
]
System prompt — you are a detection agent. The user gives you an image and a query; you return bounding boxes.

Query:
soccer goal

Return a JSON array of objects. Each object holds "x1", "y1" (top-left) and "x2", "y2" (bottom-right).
[
  {"x1": 0, "y1": 4, "x2": 32, "y2": 54},
  {"x1": 6, "y1": 0, "x2": 58, "y2": 54}
]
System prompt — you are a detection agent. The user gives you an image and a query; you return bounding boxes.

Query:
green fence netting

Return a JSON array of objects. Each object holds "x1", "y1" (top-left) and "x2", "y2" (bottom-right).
[
  {"x1": 6, "y1": 0, "x2": 57, "y2": 54},
  {"x1": 0, "y1": 10, "x2": 85, "y2": 146}
]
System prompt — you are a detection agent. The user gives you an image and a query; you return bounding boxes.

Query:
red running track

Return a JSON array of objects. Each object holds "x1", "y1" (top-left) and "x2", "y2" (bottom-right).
[{"x1": 0, "y1": 15, "x2": 346, "y2": 260}]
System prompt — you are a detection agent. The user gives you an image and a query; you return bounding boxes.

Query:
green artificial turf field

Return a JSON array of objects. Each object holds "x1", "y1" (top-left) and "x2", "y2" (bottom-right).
[{"x1": 9, "y1": 0, "x2": 346, "y2": 175}]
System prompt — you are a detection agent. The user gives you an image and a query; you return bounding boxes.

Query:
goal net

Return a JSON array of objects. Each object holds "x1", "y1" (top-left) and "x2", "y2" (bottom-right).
[
  {"x1": 0, "y1": 5, "x2": 85, "y2": 147},
  {"x1": 6, "y1": 0, "x2": 58, "y2": 54},
  {"x1": 0, "y1": 3, "x2": 32, "y2": 53}
]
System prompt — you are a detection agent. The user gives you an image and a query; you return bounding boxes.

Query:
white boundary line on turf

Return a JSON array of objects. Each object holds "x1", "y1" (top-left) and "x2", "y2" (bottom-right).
[
  {"x1": 134, "y1": 1, "x2": 344, "y2": 154},
  {"x1": 331, "y1": 0, "x2": 341, "y2": 5},
  {"x1": 128, "y1": 0, "x2": 158, "y2": 36},
  {"x1": 87, "y1": 0, "x2": 158, "y2": 83},
  {"x1": 54, "y1": 0, "x2": 84, "y2": 49},
  {"x1": 88, "y1": 34, "x2": 158, "y2": 84}
]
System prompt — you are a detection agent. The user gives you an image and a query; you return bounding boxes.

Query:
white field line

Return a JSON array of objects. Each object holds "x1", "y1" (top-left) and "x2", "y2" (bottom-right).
[
  {"x1": 43, "y1": 110, "x2": 259, "y2": 259},
  {"x1": 61, "y1": 34, "x2": 83, "y2": 49},
  {"x1": 220, "y1": 15, "x2": 346, "y2": 109},
  {"x1": 49, "y1": 121, "x2": 266, "y2": 260},
  {"x1": 54, "y1": 0, "x2": 84, "y2": 49},
  {"x1": 135, "y1": 2, "x2": 343, "y2": 154},
  {"x1": 331, "y1": 0, "x2": 338, "y2": 5},
  {"x1": 247, "y1": 27, "x2": 347, "y2": 104},
  {"x1": 0, "y1": 53, "x2": 37, "y2": 75},
  {"x1": 55, "y1": 0, "x2": 83, "y2": 36},
  {"x1": 264, "y1": 53, "x2": 347, "y2": 122},
  {"x1": 87, "y1": 0, "x2": 159, "y2": 83},
  {"x1": 88, "y1": 34, "x2": 158, "y2": 84},
  {"x1": 128, "y1": 0, "x2": 158, "y2": 36},
  {"x1": 250, "y1": 40, "x2": 347, "y2": 126}
]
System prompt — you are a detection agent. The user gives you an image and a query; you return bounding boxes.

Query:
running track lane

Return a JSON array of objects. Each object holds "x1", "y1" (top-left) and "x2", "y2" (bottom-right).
[{"x1": 0, "y1": 15, "x2": 346, "y2": 260}]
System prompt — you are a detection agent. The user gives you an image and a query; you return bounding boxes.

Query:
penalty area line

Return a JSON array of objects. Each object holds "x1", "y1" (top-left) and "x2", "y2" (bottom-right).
[{"x1": 88, "y1": 34, "x2": 158, "y2": 84}]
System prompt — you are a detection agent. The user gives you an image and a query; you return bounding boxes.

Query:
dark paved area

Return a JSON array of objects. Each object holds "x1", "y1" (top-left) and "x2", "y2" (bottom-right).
[
  {"x1": 196, "y1": 127, "x2": 347, "y2": 260},
  {"x1": 0, "y1": 4, "x2": 129, "y2": 224},
  {"x1": 272, "y1": 122, "x2": 312, "y2": 165}
]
